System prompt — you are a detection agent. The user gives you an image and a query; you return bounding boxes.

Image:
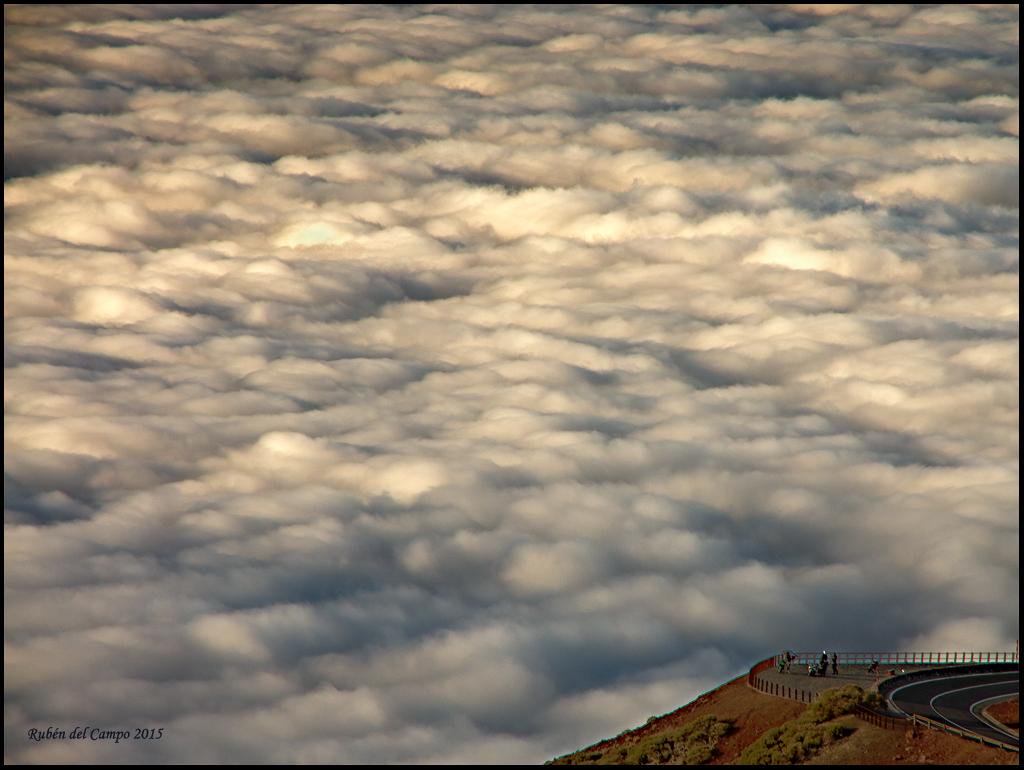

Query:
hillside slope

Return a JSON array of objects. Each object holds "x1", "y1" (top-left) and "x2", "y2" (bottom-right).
[{"x1": 548, "y1": 676, "x2": 1017, "y2": 765}]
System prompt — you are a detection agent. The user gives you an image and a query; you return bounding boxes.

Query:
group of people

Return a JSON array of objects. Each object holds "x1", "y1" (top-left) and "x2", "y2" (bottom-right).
[
  {"x1": 777, "y1": 650, "x2": 839, "y2": 677},
  {"x1": 776, "y1": 652, "x2": 906, "y2": 679}
]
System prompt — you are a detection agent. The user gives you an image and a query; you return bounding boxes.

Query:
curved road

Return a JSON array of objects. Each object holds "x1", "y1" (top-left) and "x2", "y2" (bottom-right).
[{"x1": 888, "y1": 670, "x2": 1019, "y2": 749}]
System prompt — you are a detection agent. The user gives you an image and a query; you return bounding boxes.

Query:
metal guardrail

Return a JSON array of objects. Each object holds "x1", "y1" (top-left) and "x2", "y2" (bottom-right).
[
  {"x1": 778, "y1": 651, "x2": 1019, "y2": 667},
  {"x1": 877, "y1": 661, "x2": 1021, "y2": 698},
  {"x1": 749, "y1": 650, "x2": 1020, "y2": 742},
  {"x1": 876, "y1": 662, "x2": 1020, "y2": 753},
  {"x1": 747, "y1": 657, "x2": 817, "y2": 703},
  {"x1": 748, "y1": 672, "x2": 817, "y2": 703},
  {"x1": 853, "y1": 704, "x2": 901, "y2": 730},
  {"x1": 911, "y1": 712, "x2": 1019, "y2": 754},
  {"x1": 748, "y1": 671, "x2": 1019, "y2": 752}
]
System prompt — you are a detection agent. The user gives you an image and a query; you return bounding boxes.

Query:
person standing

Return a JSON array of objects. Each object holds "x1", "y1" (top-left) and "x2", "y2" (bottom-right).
[{"x1": 831, "y1": 652, "x2": 838, "y2": 676}]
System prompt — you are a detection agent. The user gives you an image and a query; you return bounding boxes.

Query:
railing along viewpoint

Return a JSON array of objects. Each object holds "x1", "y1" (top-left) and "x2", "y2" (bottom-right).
[
  {"x1": 747, "y1": 650, "x2": 1021, "y2": 748},
  {"x1": 749, "y1": 651, "x2": 1020, "y2": 691},
  {"x1": 776, "y1": 650, "x2": 1019, "y2": 667}
]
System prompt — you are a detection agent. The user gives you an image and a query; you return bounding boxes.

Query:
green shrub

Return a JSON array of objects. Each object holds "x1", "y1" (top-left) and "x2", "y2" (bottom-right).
[
  {"x1": 828, "y1": 724, "x2": 854, "y2": 740},
  {"x1": 861, "y1": 691, "x2": 884, "y2": 710},
  {"x1": 738, "y1": 686, "x2": 866, "y2": 765},
  {"x1": 739, "y1": 723, "x2": 832, "y2": 765},
  {"x1": 623, "y1": 715, "x2": 732, "y2": 765},
  {"x1": 802, "y1": 685, "x2": 865, "y2": 724}
]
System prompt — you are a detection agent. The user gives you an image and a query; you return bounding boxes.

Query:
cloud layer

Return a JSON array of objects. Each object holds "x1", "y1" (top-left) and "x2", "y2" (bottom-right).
[{"x1": 4, "y1": 4, "x2": 1019, "y2": 763}]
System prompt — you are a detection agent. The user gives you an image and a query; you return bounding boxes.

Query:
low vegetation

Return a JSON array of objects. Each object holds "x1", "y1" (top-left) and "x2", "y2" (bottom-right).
[
  {"x1": 624, "y1": 714, "x2": 733, "y2": 765},
  {"x1": 552, "y1": 714, "x2": 732, "y2": 765},
  {"x1": 548, "y1": 675, "x2": 1014, "y2": 766},
  {"x1": 738, "y1": 685, "x2": 867, "y2": 765}
]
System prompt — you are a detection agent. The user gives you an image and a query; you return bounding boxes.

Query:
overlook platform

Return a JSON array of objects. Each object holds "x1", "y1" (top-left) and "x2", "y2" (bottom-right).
[{"x1": 756, "y1": 663, "x2": 936, "y2": 695}]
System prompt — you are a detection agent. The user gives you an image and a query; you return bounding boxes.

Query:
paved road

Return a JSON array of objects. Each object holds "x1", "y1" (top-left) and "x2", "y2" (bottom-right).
[{"x1": 887, "y1": 670, "x2": 1019, "y2": 748}]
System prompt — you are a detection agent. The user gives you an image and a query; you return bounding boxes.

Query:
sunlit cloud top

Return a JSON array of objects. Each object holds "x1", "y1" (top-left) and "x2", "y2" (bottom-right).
[{"x1": 4, "y1": 4, "x2": 1019, "y2": 764}]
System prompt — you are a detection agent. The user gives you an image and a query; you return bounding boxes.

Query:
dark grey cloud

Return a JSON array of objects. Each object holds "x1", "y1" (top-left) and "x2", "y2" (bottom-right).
[{"x1": 4, "y1": 3, "x2": 1019, "y2": 764}]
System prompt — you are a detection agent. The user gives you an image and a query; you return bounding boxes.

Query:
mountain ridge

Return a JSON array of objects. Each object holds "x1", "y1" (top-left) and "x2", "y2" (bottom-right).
[{"x1": 547, "y1": 671, "x2": 1018, "y2": 765}]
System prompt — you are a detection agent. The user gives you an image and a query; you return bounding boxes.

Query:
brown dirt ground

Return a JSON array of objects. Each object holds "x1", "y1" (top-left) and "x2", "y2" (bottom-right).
[
  {"x1": 548, "y1": 675, "x2": 805, "y2": 765},
  {"x1": 549, "y1": 677, "x2": 1019, "y2": 765},
  {"x1": 806, "y1": 714, "x2": 1018, "y2": 765},
  {"x1": 985, "y1": 698, "x2": 1019, "y2": 734}
]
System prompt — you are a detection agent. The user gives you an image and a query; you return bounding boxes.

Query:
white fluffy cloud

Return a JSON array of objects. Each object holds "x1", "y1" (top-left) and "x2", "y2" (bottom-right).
[{"x1": 4, "y1": 4, "x2": 1018, "y2": 764}]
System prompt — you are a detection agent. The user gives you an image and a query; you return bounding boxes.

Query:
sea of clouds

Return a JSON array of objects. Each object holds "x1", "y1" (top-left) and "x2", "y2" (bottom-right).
[{"x1": 4, "y1": 4, "x2": 1019, "y2": 763}]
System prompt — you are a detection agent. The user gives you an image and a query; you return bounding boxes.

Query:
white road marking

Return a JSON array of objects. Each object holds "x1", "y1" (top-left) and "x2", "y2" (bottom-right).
[
  {"x1": 928, "y1": 678, "x2": 1019, "y2": 743},
  {"x1": 886, "y1": 670, "x2": 1014, "y2": 717},
  {"x1": 970, "y1": 692, "x2": 1021, "y2": 742}
]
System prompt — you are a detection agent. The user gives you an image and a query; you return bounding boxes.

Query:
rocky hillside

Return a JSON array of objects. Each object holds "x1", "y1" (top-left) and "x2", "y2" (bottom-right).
[{"x1": 547, "y1": 676, "x2": 1017, "y2": 765}]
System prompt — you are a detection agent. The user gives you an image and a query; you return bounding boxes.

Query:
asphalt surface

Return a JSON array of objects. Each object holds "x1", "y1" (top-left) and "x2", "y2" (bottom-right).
[{"x1": 887, "y1": 670, "x2": 1019, "y2": 748}]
